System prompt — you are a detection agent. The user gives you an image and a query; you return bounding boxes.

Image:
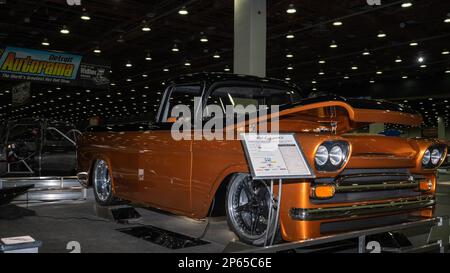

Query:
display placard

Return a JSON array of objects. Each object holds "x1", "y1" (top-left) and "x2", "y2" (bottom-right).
[{"x1": 240, "y1": 133, "x2": 315, "y2": 180}]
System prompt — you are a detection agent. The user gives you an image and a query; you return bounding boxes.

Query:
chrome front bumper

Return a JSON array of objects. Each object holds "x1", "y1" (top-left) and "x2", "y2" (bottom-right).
[{"x1": 290, "y1": 196, "x2": 435, "y2": 221}]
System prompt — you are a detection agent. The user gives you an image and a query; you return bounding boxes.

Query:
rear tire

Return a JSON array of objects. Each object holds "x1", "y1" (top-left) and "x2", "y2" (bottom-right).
[
  {"x1": 92, "y1": 159, "x2": 121, "y2": 206},
  {"x1": 225, "y1": 173, "x2": 281, "y2": 246}
]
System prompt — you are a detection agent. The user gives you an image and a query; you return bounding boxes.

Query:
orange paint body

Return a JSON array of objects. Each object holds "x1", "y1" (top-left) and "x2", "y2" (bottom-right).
[{"x1": 78, "y1": 97, "x2": 446, "y2": 241}]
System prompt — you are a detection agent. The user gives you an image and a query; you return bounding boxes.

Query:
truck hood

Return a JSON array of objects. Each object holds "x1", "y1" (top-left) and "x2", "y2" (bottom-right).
[{"x1": 239, "y1": 95, "x2": 422, "y2": 134}]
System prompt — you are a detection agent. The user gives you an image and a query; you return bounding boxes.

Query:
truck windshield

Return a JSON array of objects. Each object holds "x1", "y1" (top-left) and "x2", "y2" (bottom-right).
[{"x1": 206, "y1": 85, "x2": 302, "y2": 114}]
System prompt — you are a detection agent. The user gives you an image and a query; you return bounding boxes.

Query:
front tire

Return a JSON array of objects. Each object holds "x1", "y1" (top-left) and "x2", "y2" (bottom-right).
[
  {"x1": 92, "y1": 159, "x2": 119, "y2": 206},
  {"x1": 225, "y1": 173, "x2": 280, "y2": 246}
]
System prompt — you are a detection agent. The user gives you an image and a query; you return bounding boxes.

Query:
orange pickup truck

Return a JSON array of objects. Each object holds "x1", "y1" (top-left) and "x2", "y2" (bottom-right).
[{"x1": 77, "y1": 73, "x2": 447, "y2": 246}]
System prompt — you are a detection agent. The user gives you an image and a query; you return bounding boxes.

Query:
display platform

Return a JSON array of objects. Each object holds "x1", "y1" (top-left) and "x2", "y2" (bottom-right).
[{"x1": 0, "y1": 175, "x2": 449, "y2": 253}]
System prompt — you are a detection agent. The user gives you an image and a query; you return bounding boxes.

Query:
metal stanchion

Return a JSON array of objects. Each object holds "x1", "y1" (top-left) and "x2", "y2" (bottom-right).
[
  {"x1": 264, "y1": 180, "x2": 274, "y2": 247},
  {"x1": 270, "y1": 178, "x2": 282, "y2": 246}
]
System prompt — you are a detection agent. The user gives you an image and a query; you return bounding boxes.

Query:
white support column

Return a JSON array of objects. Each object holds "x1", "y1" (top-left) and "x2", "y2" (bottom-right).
[
  {"x1": 234, "y1": 0, "x2": 267, "y2": 77},
  {"x1": 438, "y1": 116, "x2": 446, "y2": 139}
]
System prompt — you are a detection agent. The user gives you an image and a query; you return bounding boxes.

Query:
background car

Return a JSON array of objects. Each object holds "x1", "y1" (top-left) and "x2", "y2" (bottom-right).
[{"x1": 0, "y1": 118, "x2": 81, "y2": 177}]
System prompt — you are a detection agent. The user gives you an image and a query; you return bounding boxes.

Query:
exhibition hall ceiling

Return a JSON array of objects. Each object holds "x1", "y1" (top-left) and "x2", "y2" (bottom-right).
[{"x1": 0, "y1": 0, "x2": 449, "y2": 126}]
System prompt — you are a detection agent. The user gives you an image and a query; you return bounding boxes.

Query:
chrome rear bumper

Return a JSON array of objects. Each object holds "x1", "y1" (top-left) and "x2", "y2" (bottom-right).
[{"x1": 290, "y1": 196, "x2": 435, "y2": 221}]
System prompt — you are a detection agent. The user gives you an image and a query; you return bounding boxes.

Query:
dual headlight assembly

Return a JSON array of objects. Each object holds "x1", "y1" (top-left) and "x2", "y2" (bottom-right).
[
  {"x1": 422, "y1": 145, "x2": 447, "y2": 169},
  {"x1": 314, "y1": 141, "x2": 350, "y2": 171}
]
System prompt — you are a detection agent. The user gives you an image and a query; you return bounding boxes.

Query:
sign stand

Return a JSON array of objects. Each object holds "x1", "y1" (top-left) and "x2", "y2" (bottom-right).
[
  {"x1": 240, "y1": 133, "x2": 315, "y2": 246},
  {"x1": 264, "y1": 178, "x2": 283, "y2": 246}
]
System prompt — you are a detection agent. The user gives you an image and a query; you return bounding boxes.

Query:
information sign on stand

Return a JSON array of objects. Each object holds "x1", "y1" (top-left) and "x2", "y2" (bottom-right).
[
  {"x1": 240, "y1": 133, "x2": 315, "y2": 180},
  {"x1": 240, "y1": 133, "x2": 315, "y2": 246}
]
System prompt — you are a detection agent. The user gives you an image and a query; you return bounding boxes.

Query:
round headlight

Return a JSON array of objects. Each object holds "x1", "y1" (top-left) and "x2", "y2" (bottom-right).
[
  {"x1": 315, "y1": 145, "x2": 329, "y2": 166},
  {"x1": 422, "y1": 149, "x2": 431, "y2": 165},
  {"x1": 431, "y1": 149, "x2": 441, "y2": 165},
  {"x1": 329, "y1": 145, "x2": 344, "y2": 166}
]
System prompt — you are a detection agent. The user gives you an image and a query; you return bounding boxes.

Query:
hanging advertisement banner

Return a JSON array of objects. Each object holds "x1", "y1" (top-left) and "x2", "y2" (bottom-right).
[
  {"x1": 79, "y1": 62, "x2": 110, "y2": 87},
  {"x1": 0, "y1": 46, "x2": 110, "y2": 88},
  {"x1": 0, "y1": 46, "x2": 82, "y2": 84}
]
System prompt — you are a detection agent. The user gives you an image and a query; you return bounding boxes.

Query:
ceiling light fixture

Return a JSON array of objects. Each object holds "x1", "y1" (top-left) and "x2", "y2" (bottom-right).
[
  {"x1": 286, "y1": 52, "x2": 294, "y2": 58},
  {"x1": 351, "y1": 65, "x2": 358, "y2": 70},
  {"x1": 213, "y1": 52, "x2": 221, "y2": 59},
  {"x1": 417, "y1": 56, "x2": 424, "y2": 63},
  {"x1": 286, "y1": 32, "x2": 295, "y2": 39},
  {"x1": 442, "y1": 50, "x2": 449, "y2": 55},
  {"x1": 377, "y1": 31, "x2": 386, "y2": 38},
  {"x1": 318, "y1": 60, "x2": 326, "y2": 64},
  {"x1": 286, "y1": 4, "x2": 296, "y2": 14},
  {"x1": 409, "y1": 41, "x2": 418, "y2": 46},
  {"x1": 329, "y1": 41, "x2": 338, "y2": 48},
  {"x1": 333, "y1": 21, "x2": 343, "y2": 26},
  {"x1": 125, "y1": 61, "x2": 132, "y2": 67},
  {"x1": 60, "y1": 25, "x2": 70, "y2": 34},
  {"x1": 287, "y1": 65, "x2": 293, "y2": 70},
  {"x1": 178, "y1": 7, "x2": 189, "y2": 15},
  {"x1": 362, "y1": 49, "x2": 370, "y2": 56},
  {"x1": 41, "y1": 38, "x2": 50, "y2": 46},
  {"x1": 401, "y1": 2, "x2": 412, "y2": 8},
  {"x1": 224, "y1": 66, "x2": 231, "y2": 72},
  {"x1": 116, "y1": 35, "x2": 125, "y2": 43},
  {"x1": 200, "y1": 35, "x2": 208, "y2": 42},
  {"x1": 80, "y1": 10, "x2": 91, "y2": 21},
  {"x1": 395, "y1": 56, "x2": 403, "y2": 63},
  {"x1": 172, "y1": 44, "x2": 179, "y2": 52},
  {"x1": 145, "y1": 53, "x2": 152, "y2": 61},
  {"x1": 93, "y1": 47, "x2": 101, "y2": 54},
  {"x1": 444, "y1": 18, "x2": 450, "y2": 23},
  {"x1": 184, "y1": 61, "x2": 191, "y2": 66},
  {"x1": 142, "y1": 25, "x2": 151, "y2": 32}
]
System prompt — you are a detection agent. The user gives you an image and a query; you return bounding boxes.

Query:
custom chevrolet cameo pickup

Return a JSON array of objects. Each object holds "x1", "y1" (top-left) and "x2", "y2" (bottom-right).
[{"x1": 77, "y1": 73, "x2": 447, "y2": 246}]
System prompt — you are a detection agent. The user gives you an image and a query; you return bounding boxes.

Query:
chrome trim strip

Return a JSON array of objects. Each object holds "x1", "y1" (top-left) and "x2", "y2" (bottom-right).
[
  {"x1": 290, "y1": 197, "x2": 435, "y2": 221},
  {"x1": 335, "y1": 180, "x2": 419, "y2": 193}
]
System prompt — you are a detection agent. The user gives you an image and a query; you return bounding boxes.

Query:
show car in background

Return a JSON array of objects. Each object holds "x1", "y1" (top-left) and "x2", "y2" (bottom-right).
[
  {"x1": 0, "y1": 118, "x2": 81, "y2": 177},
  {"x1": 77, "y1": 73, "x2": 447, "y2": 246}
]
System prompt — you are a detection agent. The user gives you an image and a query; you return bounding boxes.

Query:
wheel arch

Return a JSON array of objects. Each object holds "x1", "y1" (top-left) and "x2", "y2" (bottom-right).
[
  {"x1": 205, "y1": 165, "x2": 250, "y2": 217},
  {"x1": 87, "y1": 155, "x2": 116, "y2": 192}
]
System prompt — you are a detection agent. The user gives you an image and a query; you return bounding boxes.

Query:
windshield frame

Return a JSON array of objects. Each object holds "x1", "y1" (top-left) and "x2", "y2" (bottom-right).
[{"x1": 202, "y1": 80, "x2": 304, "y2": 113}]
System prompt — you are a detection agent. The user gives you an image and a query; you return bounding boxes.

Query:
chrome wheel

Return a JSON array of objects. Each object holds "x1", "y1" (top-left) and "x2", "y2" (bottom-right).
[
  {"x1": 227, "y1": 174, "x2": 272, "y2": 241},
  {"x1": 93, "y1": 159, "x2": 112, "y2": 202}
]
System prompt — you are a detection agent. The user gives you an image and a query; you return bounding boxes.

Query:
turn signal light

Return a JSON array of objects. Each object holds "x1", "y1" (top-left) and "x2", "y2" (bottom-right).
[
  {"x1": 419, "y1": 180, "x2": 433, "y2": 191},
  {"x1": 310, "y1": 184, "x2": 336, "y2": 199}
]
